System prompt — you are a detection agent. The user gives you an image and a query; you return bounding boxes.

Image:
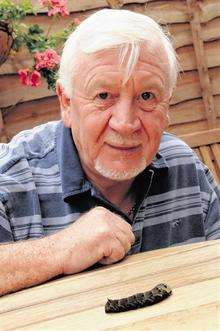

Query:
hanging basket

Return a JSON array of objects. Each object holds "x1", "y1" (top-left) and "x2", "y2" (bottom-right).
[{"x1": 0, "y1": 21, "x2": 13, "y2": 66}]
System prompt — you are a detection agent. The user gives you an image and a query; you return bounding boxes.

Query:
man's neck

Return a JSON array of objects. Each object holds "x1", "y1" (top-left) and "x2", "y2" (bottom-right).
[{"x1": 82, "y1": 165, "x2": 135, "y2": 208}]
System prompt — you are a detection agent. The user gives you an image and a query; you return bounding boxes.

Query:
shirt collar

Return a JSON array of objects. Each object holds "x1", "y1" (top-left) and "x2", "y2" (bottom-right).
[
  {"x1": 56, "y1": 121, "x2": 91, "y2": 201},
  {"x1": 151, "y1": 152, "x2": 169, "y2": 170},
  {"x1": 56, "y1": 121, "x2": 168, "y2": 201}
]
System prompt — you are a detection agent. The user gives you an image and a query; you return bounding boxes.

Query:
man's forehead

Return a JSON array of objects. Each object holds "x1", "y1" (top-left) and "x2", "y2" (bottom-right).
[
  {"x1": 78, "y1": 43, "x2": 166, "y2": 66},
  {"x1": 77, "y1": 48, "x2": 121, "y2": 68},
  {"x1": 84, "y1": 69, "x2": 166, "y2": 91},
  {"x1": 75, "y1": 44, "x2": 169, "y2": 87}
]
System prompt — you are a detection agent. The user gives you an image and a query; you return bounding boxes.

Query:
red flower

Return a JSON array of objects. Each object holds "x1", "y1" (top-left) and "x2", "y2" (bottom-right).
[
  {"x1": 39, "y1": 0, "x2": 69, "y2": 16},
  {"x1": 18, "y1": 69, "x2": 41, "y2": 87},
  {"x1": 34, "y1": 49, "x2": 60, "y2": 71},
  {"x1": 30, "y1": 71, "x2": 41, "y2": 87},
  {"x1": 73, "y1": 18, "x2": 81, "y2": 25}
]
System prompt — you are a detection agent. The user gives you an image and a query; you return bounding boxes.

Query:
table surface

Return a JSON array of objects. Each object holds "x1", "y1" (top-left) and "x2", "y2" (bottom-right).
[{"x1": 0, "y1": 240, "x2": 220, "y2": 331}]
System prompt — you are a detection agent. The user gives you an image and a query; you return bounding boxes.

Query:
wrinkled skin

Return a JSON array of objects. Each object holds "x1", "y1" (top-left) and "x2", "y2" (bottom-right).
[{"x1": 57, "y1": 45, "x2": 170, "y2": 197}]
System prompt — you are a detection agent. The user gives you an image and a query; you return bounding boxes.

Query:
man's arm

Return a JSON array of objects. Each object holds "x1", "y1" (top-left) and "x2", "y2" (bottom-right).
[
  {"x1": 0, "y1": 207, "x2": 135, "y2": 296},
  {"x1": 203, "y1": 169, "x2": 220, "y2": 239},
  {"x1": 0, "y1": 234, "x2": 62, "y2": 296}
]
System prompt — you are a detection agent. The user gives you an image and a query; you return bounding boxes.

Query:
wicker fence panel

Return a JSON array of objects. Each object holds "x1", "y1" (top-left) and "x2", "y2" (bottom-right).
[{"x1": 0, "y1": 0, "x2": 220, "y2": 141}]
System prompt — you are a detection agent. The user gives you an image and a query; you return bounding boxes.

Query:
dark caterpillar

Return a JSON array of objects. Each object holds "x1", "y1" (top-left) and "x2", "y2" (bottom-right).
[{"x1": 105, "y1": 283, "x2": 172, "y2": 313}]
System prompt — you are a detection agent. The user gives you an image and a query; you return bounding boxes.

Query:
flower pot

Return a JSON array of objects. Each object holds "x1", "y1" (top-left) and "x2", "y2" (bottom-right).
[{"x1": 0, "y1": 21, "x2": 13, "y2": 66}]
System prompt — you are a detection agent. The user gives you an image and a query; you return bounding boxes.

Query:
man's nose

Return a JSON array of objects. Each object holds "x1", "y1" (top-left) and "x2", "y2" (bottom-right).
[{"x1": 108, "y1": 98, "x2": 141, "y2": 134}]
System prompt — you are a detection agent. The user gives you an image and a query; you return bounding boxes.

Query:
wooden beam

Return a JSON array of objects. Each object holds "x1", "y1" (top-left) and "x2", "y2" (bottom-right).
[
  {"x1": 179, "y1": 128, "x2": 220, "y2": 148},
  {"x1": 27, "y1": 0, "x2": 220, "y2": 23},
  {"x1": 106, "y1": 0, "x2": 123, "y2": 8},
  {"x1": 0, "y1": 109, "x2": 9, "y2": 142},
  {"x1": 0, "y1": 109, "x2": 3, "y2": 132},
  {"x1": 1, "y1": 96, "x2": 60, "y2": 141},
  {"x1": 211, "y1": 143, "x2": 220, "y2": 177},
  {"x1": 186, "y1": 0, "x2": 216, "y2": 129},
  {"x1": 199, "y1": 145, "x2": 219, "y2": 180}
]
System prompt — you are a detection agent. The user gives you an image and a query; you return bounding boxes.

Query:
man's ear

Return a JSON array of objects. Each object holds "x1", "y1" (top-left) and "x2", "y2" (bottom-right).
[{"x1": 56, "y1": 81, "x2": 71, "y2": 128}]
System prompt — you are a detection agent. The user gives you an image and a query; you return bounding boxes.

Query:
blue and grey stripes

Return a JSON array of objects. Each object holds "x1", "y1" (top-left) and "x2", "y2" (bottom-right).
[{"x1": 0, "y1": 121, "x2": 219, "y2": 253}]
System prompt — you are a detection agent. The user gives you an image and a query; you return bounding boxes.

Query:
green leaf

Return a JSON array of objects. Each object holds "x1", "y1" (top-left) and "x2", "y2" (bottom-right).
[
  {"x1": 0, "y1": 0, "x2": 74, "y2": 91},
  {"x1": 28, "y1": 24, "x2": 44, "y2": 35},
  {"x1": 41, "y1": 68, "x2": 59, "y2": 90},
  {"x1": 0, "y1": 0, "x2": 34, "y2": 21}
]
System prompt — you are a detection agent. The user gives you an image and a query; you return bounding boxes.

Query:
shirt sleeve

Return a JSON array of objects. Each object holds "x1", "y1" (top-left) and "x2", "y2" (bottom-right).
[
  {"x1": 0, "y1": 197, "x2": 14, "y2": 243},
  {"x1": 202, "y1": 167, "x2": 220, "y2": 240}
]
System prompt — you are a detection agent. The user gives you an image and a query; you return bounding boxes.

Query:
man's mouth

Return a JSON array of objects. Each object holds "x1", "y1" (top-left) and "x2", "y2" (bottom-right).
[{"x1": 105, "y1": 142, "x2": 141, "y2": 152}]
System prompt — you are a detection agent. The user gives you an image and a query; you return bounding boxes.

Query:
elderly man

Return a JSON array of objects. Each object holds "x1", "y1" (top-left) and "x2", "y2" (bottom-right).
[{"x1": 0, "y1": 9, "x2": 219, "y2": 296}]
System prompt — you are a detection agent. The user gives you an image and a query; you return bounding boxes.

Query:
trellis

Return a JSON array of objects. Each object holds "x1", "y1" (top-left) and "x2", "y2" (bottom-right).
[{"x1": 0, "y1": 0, "x2": 220, "y2": 143}]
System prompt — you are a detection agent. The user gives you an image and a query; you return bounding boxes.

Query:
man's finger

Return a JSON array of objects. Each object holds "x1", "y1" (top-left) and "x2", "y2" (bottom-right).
[
  {"x1": 99, "y1": 238, "x2": 126, "y2": 265},
  {"x1": 112, "y1": 215, "x2": 135, "y2": 245}
]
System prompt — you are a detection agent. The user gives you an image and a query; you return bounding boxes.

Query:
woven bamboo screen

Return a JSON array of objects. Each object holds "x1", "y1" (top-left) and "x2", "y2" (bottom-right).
[{"x1": 0, "y1": 0, "x2": 220, "y2": 142}]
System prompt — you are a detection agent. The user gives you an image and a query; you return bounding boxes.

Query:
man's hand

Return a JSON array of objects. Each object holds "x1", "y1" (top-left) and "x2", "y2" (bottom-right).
[
  {"x1": 0, "y1": 206, "x2": 134, "y2": 296},
  {"x1": 58, "y1": 206, "x2": 135, "y2": 274}
]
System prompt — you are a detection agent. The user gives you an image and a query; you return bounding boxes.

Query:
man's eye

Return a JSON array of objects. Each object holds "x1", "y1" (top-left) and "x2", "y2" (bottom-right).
[
  {"x1": 98, "y1": 92, "x2": 109, "y2": 100},
  {"x1": 141, "y1": 92, "x2": 154, "y2": 100}
]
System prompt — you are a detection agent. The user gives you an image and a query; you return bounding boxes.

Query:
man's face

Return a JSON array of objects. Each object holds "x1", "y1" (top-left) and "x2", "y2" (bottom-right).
[{"x1": 60, "y1": 46, "x2": 170, "y2": 181}]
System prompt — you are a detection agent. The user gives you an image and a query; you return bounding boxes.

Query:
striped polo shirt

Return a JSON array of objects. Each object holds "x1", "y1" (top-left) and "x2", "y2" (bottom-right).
[{"x1": 0, "y1": 121, "x2": 219, "y2": 253}]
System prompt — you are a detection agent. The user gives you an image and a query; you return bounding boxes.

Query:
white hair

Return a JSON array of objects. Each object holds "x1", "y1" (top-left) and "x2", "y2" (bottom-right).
[
  {"x1": 94, "y1": 156, "x2": 146, "y2": 181},
  {"x1": 58, "y1": 9, "x2": 179, "y2": 98}
]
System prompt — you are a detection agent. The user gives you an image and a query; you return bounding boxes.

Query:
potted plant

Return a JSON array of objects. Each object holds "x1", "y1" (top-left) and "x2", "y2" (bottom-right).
[{"x1": 0, "y1": 0, "x2": 80, "y2": 89}]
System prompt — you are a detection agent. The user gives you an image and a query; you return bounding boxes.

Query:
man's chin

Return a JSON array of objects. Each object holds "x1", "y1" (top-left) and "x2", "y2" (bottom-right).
[{"x1": 94, "y1": 159, "x2": 146, "y2": 181}]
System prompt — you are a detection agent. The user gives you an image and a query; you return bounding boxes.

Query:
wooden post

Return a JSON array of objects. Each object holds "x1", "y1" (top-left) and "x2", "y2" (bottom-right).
[
  {"x1": 106, "y1": 0, "x2": 123, "y2": 8},
  {"x1": 186, "y1": 0, "x2": 216, "y2": 129},
  {"x1": 0, "y1": 109, "x2": 3, "y2": 132},
  {"x1": 0, "y1": 109, "x2": 8, "y2": 142}
]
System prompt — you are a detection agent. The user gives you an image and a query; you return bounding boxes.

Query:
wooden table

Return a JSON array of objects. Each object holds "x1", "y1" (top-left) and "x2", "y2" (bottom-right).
[{"x1": 0, "y1": 240, "x2": 220, "y2": 331}]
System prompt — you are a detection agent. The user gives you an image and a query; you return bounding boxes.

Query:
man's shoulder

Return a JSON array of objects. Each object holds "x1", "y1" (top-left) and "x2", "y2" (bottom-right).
[
  {"x1": 160, "y1": 132, "x2": 193, "y2": 151},
  {"x1": 0, "y1": 121, "x2": 60, "y2": 174},
  {"x1": 159, "y1": 132, "x2": 196, "y2": 165}
]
